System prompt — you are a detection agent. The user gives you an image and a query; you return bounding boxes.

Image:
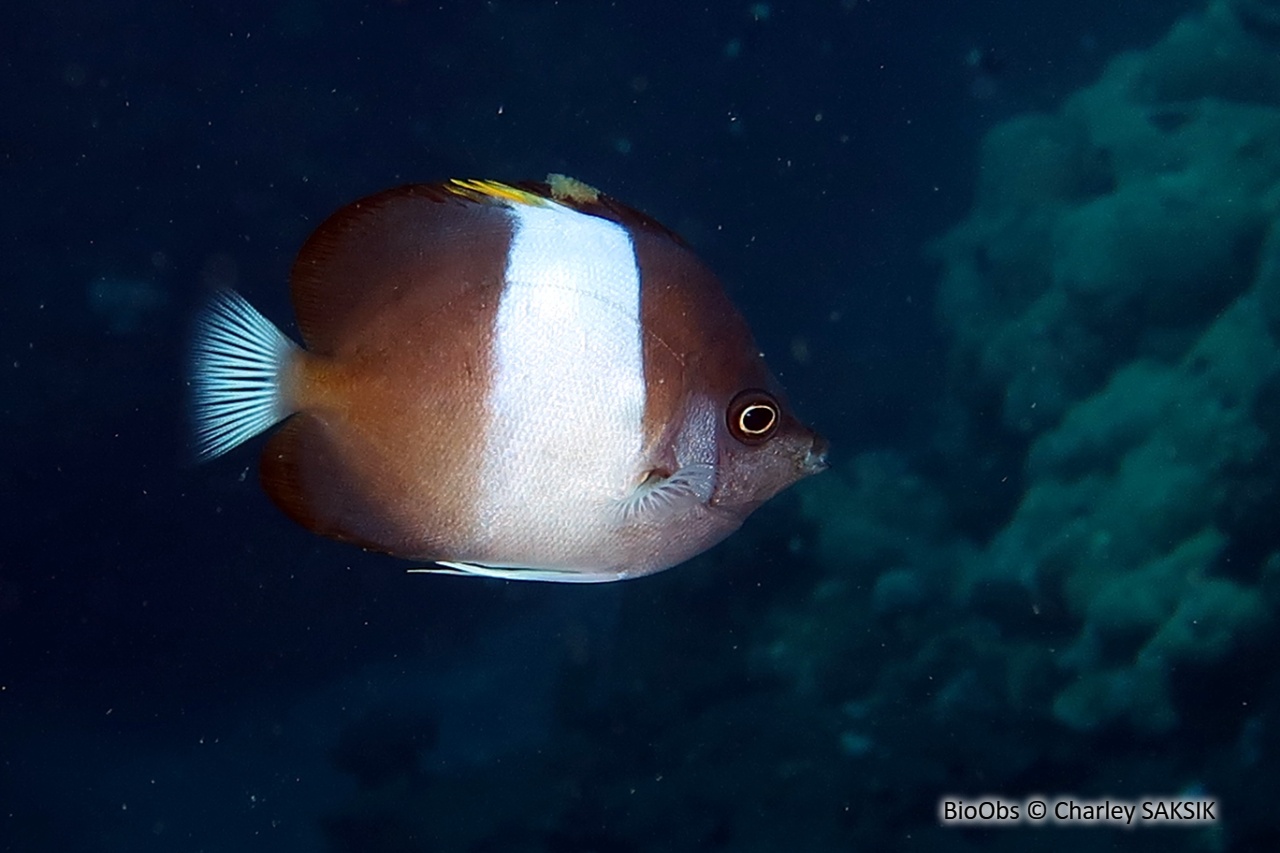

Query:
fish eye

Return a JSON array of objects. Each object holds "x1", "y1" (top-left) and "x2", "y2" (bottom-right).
[{"x1": 727, "y1": 390, "x2": 780, "y2": 444}]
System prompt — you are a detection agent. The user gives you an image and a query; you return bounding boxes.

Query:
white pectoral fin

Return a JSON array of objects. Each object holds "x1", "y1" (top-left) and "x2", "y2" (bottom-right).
[
  {"x1": 408, "y1": 561, "x2": 625, "y2": 583},
  {"x1": 617, "y1": 462, "x2": 716, "y2": 525}
]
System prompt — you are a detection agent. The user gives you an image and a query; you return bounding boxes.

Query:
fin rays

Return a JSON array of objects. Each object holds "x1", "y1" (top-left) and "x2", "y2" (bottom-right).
[
  {"x1": 619, "y1": 463, "x2": 716, "y2": 524},
  {"x1": 191, "y1": 290, "x2": 298, "y2": 461}
]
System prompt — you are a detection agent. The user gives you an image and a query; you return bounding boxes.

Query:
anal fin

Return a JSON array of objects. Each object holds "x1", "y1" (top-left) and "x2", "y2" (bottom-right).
[
  {"x1": 409, "y1": 561, "x2": 622, "y2": 583},
  {"x1": 259, "y1": 416, "x2": 407, "y2": 554}
]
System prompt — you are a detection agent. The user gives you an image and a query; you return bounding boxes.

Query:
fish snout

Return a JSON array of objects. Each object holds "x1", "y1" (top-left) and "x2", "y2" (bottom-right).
[{"x1": 802, "y1": 434, "x2": 830, "y2": 475}]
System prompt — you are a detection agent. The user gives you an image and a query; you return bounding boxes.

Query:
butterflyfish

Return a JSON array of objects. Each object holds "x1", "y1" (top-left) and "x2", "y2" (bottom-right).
[{"x1": 191, "y1": 177, "x2": 827, "y2": 581}]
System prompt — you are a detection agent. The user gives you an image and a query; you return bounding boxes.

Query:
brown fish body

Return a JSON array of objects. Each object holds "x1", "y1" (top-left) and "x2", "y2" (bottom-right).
[{"x1": 192, "y1": 179, "x2": 826, "y2": 581}]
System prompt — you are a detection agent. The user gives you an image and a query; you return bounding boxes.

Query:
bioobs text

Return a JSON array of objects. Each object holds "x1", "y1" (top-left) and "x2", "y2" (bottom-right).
[{"x1": 938, "y1": 796, "x2": 1218, "y2": 827}]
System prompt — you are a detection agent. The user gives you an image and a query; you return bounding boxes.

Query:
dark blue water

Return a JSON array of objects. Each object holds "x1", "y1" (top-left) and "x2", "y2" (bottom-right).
[{"x1": 12, "y1": 1, "x2": 1280, "y2": 850}]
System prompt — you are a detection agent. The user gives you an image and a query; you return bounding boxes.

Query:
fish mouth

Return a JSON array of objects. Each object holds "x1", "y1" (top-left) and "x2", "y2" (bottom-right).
[{"x1": 802, "y1": 434, "x2": 830, "y2": 475}]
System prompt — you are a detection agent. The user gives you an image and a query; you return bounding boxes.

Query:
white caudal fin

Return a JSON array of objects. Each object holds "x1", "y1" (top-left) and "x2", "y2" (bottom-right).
[{"x1": 190, "y1": 290, "x2": 299, "y2": 461}]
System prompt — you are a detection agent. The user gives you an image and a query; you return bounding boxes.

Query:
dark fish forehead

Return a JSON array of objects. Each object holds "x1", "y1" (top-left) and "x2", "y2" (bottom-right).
[{"x1": 633, "y1": 225, "x2": 770, "y2": 453}]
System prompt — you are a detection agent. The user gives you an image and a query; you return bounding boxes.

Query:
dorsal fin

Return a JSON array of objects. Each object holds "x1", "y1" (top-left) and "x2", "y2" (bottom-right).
[
  {"x1": 510, "y1": 176, "x2": 691, "y2": 248},
  {"x1": 448, "y1": 175, "x2": 690, "y2": 246},
  {"x1": 288, "y1": 179, "x2": 688, "y2": 355},
  {"x1": 288, "y1": 183, "x2": 515, "y2": 354}
]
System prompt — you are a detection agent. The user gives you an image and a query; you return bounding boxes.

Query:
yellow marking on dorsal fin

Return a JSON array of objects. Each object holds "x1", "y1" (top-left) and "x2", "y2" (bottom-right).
[
  {"x1": 447, "y1": 178, "x2": 552, "y2": 207},
  {"x1": 547, "y1": 173, "x2": 601, "y2": 204}
]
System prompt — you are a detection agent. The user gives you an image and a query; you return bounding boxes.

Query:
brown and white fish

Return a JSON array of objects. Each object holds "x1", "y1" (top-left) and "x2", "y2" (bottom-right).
[{"x1": 191, "y1": 177, "x2": 827, "y2": 581}]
